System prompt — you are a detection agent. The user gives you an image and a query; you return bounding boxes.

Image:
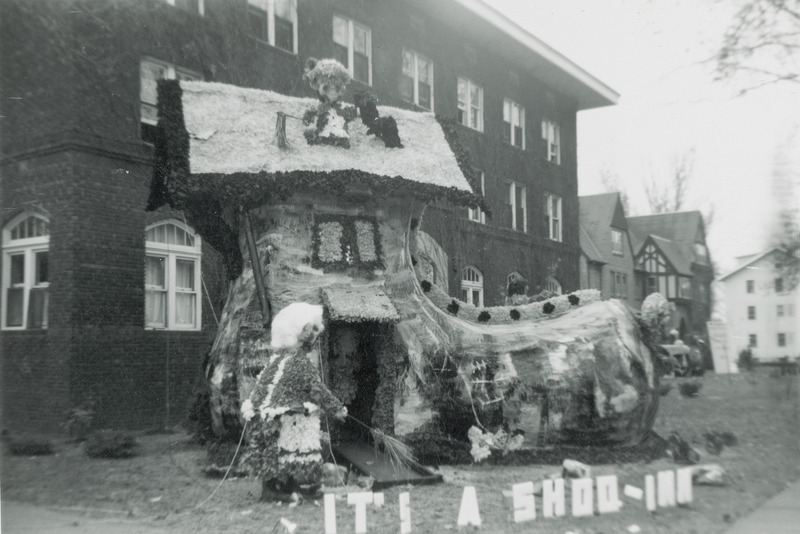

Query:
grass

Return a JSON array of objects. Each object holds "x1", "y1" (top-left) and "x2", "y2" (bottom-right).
[{"x1": 1, "y1": 370, "x2": 799, "y2": 534}]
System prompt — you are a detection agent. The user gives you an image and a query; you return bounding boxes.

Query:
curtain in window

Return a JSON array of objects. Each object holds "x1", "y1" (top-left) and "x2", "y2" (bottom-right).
[
  {"x1": 175, "y1": 259, "x2": 196, "y2": 326},
  {"x1": 145, "y1": 256, "x2": 166, "y2": 325}
]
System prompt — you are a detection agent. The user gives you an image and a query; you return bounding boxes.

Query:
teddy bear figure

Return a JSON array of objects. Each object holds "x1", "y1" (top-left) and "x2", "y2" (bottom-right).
[{"x1": 302, "y1": 57, "x2": 357, "y2": 148}]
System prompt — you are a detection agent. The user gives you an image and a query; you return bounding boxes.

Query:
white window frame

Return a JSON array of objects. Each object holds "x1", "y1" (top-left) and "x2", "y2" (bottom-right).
[
  {"x1": 503, "y1": 99, "x2": 525, "y2": 149},
  {"x1": 545, "y1": 193, "x2": 562, "y2": 242},
  {"x1": 611, "y1": 229, "x2": 624, "y2": 256},
  {"x1": 541, "y1": 118, "x2": 561, "y2": 164},
  {"x1": 247, "y1": 0, "x2": 298, "y2": 54},
  {"x1": 140, "y1": 58, "x2": 200, "y2": 140},
  {"x1": 467, "y1": 171, "x2": 486, "y2": 224},
  {"x1": 545, "y1": 276, "x2": 562, "y2": 295},
  {"x1": 164, "y1": 0, "x2": 204, "y2": 15},
  {"x1": 145, "y1": 220, "x2": 202, "y2": 331},
  {"x1": 401, "y1": 49, "x2": 434, "y2": 111},
  {"x1": 507, "y1": 181, "x2": 527, "y2": 233},
  {"x1": 457, "y1": 77, "x2": 483, "y2": 131},
  {"x1": 461, "y1": 266, "x2": 484, "y2": 307},
  {"x1": 333, "y1": 15, "x2": 372, "y2": 85},
  {"x1": 2, "y1": 213, "x2": 50, "y2": 331}
]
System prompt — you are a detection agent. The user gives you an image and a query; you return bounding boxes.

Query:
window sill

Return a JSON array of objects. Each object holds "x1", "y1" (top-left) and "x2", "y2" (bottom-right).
[{"x1": 249, "y1": 37, "x2": 298, "y2": 56}]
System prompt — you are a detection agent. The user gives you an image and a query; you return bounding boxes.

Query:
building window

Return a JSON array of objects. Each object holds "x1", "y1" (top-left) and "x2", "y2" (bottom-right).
[
  {"x1": 503, "y1": 99, "x2": 525, "y2": 148},
  {"x1": 401, "y1": 49, "x2": 433, "y2": 110},
  {"x1": 646, "y1": 275, "x2": 658, "y2": 296},
  {"x1": 746, "y1": 280, "x2": 754, "y2": 293},
  {"x1": 747, "y1": 306, "x2": 756, "y2": 320},
  {"x1": 333, "y1": 15, "x2": 371, "y2": 85},
  {"x1": 612, "y1": 271, "x2": 628, "y2": 299},
  {"x1": 545, "y1": 276, "x2": 562, "y2": 295},
  {"x1": 461, "y1": 266, "x2": 484, "y2": 307},
  {"x1": 789, "y1": 304, "x2": 795, "y2": 317},
  {"x1": 467, "y1": 171, "x2": 486, "y2": 224},
  {"x1": 2, "y1": 213, "x2": 50, "y2": 330},
  {"x1": 778, "y1": 333, "x2": 787, "y2": 347},
  {"x1": 775, "y1": 278, "x2": 785, "y2": 293},
  {"x1": 145, "y1": 221, "x2": 202, "y2": 330},
  {"x1": 140, "y1": 58, "x2": 200, "y2": 143},
  {"x1": 165, "y1": 0, "x2": 204, "y2": 15},
  {"x1": 544, "y1": 193, "x2": 562, "y2": 242},
  {"x1": 611, "y1": 229, "x2": 624, "y2": 256},
  {"x1": 777, "y1": 304, "x2": 785, "y2": 317},
  {"x1": 507, "y1": 182, "x2": 527, "y2": 232},
  {"x1": 693, "y1": 242, "x2": 708, "y2": 264},
  {"x1": 679, "y1": 277, "x2": 692, "y2": 299},
  {"x1": 457, "y1": 77, "x2": 483, "y2": 131},
  {"x1": 542, "y1": 119, "x2": 560, "y2": 164},
  {"x1": 749, "y1": 334, "x2": 757, "y2": 347},
  {"x1": 247, "y1": 0, "x2": 297, "y2": 53}
]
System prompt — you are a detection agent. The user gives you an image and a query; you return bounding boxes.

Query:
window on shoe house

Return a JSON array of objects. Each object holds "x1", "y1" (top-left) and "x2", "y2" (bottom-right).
[
  {"x1": 145, "y1": 221, "x2": 202, "y2": 330},
  {"x1": 541, "y1": 118, "x2": 560, "y2": 164},
  {"x1": 2, "y1": 213, "x2": 50, "y2": 330},
  {"x1": 401, "y1": 49, "x2": 433, "y2": 110},
  {"x1": 333, "y1": 15, "x2": 372, "y2": 85},
  {"x1": 140, "y1": 58, "x2": 200, "y2": 144},
  {"x1": 247, "y1": 0, "x2": 297, "y2": 54},
  {"x1": 312, "y1": 217, "x2": 381, "y2": 269},
  {"x1": 545, "y1": 276, "x2": 562, "y2": 295},
  {"x1": 503, "y1": 99, "x2": 525, "y2": 149},
  {"x1": 457, "y1": 77, "x2": 483, "y2": 131},
  {"x1": 467, "y1": 171, "x2": 486, "y2": 224},
  {"x1": 461, "y1": 266, "x2": 484, "y2": 307}
]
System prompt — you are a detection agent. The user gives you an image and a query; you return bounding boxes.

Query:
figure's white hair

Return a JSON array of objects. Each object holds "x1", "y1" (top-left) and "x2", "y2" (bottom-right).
[{"x1": 270, "y1": 302, "x2": 325, "y2": 349}]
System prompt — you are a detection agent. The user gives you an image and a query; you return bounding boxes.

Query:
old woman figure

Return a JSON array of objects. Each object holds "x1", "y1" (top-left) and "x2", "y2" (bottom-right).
[{"x1": 241, "y1": 303, "x2": 347, "y2": 502}]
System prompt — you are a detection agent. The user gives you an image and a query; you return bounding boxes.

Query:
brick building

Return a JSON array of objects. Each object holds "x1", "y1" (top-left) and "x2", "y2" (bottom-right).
[{"x1": 1, "y1": 0, "x2": 616, "y2": 433}]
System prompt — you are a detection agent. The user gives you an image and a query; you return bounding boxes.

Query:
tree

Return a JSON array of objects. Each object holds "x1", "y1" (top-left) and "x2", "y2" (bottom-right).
[
  {"x1": 599, "y1": 165, "x2": 633, "y2": 215},
  {"x1": 716, "y1": 0, "x2": 800, "y2": 94},
  {"x1": 644, "y1": 149, "x2": 694, "y2": 214},
  {"x1": 772, "y1": 209, "x2": 800, "y2": 289}
]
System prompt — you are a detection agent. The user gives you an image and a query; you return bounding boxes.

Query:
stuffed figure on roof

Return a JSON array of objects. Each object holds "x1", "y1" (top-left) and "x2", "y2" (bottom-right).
[
  {"x1": 302, "y1": 57, "x2": 357, "y2": 148},
  {"x1": 240, "y1": 303, "x2": 347, "y2": 503}
]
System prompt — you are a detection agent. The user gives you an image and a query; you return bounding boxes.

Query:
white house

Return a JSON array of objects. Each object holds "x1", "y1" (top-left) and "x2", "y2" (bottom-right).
[{"x1": 719, "y1": 250, "x2": 800, "y2": 363}]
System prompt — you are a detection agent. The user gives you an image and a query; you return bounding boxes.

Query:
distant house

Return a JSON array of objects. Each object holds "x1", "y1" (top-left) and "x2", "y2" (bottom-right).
[
  {"x1": 719, "y1": 250, "x2": 799, "y2": 363},
  {"x1": 578, "y1": 193, "x2": 638, "y2": 308},
  {"x1": 628, "y1": 211, "x2": 714, "y2": 339}
]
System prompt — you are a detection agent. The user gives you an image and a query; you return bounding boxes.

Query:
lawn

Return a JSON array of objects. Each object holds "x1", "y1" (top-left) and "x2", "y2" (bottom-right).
[{"x1": 2, "y1": 370, "x2": 799, "y2": 534}]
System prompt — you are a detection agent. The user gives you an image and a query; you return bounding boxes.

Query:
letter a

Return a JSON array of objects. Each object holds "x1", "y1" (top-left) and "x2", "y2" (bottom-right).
[{"x1": 457, "y1": 486, "x2": 482, "y2": 527}]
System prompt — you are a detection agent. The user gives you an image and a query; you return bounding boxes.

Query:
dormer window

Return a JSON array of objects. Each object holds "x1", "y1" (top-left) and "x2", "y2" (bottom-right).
[{"x1": 612, "y1": 229, "x2": 624, "y2": 256}]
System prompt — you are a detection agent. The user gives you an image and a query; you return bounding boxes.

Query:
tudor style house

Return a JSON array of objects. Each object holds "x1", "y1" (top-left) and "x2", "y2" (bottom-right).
[
  {"x1": 627, "y1": 211, "x2": 714, "y2": 339},
  {"x1": 1, "y1": 0, "x2": 616, "y2": 432},
  {"x1": 719, "y1": 250, "x2": 799, "y2": 363},
  {"x1": 578, "y1": 193, "x2": 638, "y2": 308}
]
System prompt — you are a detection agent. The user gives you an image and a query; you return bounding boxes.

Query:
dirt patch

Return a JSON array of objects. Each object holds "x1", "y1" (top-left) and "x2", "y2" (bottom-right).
[{"x1": 2, "y1": 370, "x2": 799, "y2": 533}]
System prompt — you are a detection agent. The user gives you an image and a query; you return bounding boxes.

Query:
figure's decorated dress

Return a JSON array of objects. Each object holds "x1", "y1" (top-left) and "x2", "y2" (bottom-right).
[{"x1": 241, "y1": 349, "x2": 344, "y2": 485}]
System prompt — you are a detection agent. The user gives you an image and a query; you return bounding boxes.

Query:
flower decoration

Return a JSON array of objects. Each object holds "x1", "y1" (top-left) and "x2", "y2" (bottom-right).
[
  {"x1": 568, "y1": 294, "x2": 580, "y2": 306},
  {"x1": 542, "y1": 302, "x2": 555, "y2": 315}
]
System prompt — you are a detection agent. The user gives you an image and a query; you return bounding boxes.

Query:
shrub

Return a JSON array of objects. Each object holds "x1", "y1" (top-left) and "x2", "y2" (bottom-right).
[
  {"x1": 6, "y1": 436, "x2": 54, "y2": 456},
  {"x1": 737, "y1": 348, "x2": 757, "y2": 372},
  {"x1": 62, "y1": 400, "x2": 96, "y2": 442},
  {"x1": 658, "y1": 382, "x2": 673, "y2": 396},
  {"x1": 85, "y1": 430, "x2": 137, "y2": 459},
  {"x1": 678, "y1": 380, "x2": 703, "y2": 398}
]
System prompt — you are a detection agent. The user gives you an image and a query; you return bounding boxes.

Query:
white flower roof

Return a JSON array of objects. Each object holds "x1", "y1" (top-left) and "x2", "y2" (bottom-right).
[{"x1": 178, "y1": 81, "x2": 474, "y2": 193}]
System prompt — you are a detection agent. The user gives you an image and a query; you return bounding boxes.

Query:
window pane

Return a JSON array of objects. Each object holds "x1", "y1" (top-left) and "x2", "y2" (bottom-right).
[
  {"x1": 472, "y1": 290, "x2": 480, "y2": 307},
  {"x1": 5, "y1": 288, "x2": 23, "y2": 327},
  {"x1": 457, "y1": 78, "x2": 467, "y2": 106},
  {"x1": 176, "y1": 259, "x2": 195, "y2": 290},
  {"x1": 248, "y1": 7, "x2": 268, "y2": 40},
  {"x1": 28, "y1": 287, "x2": 48, "y2": 329},
  {"x1": 10, "y1": 254, "x2": 24, "y2": 285},
  {"x1": 274, "y1": 0, "x2": 293, "y2": 20},
  {"x1": 461, "y1": 289, "x2": 469, "y2": 302},
  {"x1": 418, "y1": 82, "x2": 431, "y2": 109},
  {"x1": 352, "y1": 25, "x2": 368, "y2": 55},
  {"x1": 417, "y1": 57, "x2": 431, "y2": 84},
  {"x1": 332, "y1": 16, "x2": 348, "y2": 46},
  {"x1": 146, "y1": 256, "x2": 166, "y2": 288},
  {"x1": 35, "y1": 251, "x2": 48, "y2": 284},
  {"x1": 402, "y1": 50, "x2": 413, "y2": 76},
  {"x1": 353, "y1": 53, "x2": 369, "y2": 83},
  {"x1": 175, "y1": 293, "x2": 196, "y2": 326},
  {"x1": 470, "y1": 84, "x2": 480, "y2": 107},
  {"x1": 275, "y1": 16, "x2": 294, "y2": 51},
  {"x1": 333, "y1": 44, "x2": 349, "y2": 69},
  {"x1": 400, "y1": 75, "x2": 414, "y2": 102},
  {"x1": 145, "y1": 290, "x2": 166, "y2": 326}
]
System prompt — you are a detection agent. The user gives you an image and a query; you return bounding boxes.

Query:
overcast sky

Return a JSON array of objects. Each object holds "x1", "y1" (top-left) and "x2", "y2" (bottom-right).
[{"x1": 489, "y1": 0, "x2": 800, "y2": 273}]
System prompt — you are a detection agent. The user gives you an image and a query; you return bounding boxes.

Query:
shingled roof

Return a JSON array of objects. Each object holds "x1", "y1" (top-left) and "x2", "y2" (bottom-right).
[
  {"x1": 627, "y1": 211, "x2": 704, "y2": 254},
  {"x1": 149, "y1": 80, "x2": 484, "y2": 213},
  {"x1": 579, "y1": 193, "x2": 629, "y2": 263}
]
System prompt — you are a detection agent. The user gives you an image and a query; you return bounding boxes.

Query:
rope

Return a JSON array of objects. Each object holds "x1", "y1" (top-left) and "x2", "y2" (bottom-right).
[{"x1": 195, "y1": 420, "x2": 248, "y2": 509}]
